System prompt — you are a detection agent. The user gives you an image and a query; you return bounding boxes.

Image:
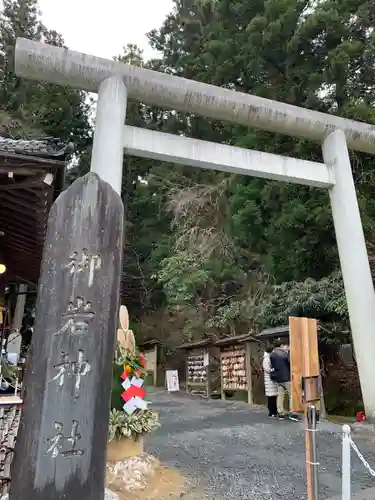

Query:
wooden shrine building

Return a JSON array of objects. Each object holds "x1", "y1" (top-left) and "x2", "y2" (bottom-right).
[
  {"x1": 0, "y1": 134, "x2": 71, "y2": 496},
  {"x1": 0, "y1": 136, "x2": 72, "y2": 286}
]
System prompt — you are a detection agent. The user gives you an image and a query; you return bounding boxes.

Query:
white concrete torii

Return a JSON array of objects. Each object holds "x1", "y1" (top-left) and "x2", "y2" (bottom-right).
[{"x1": 15, "y1": 38, "x2": 375, "y2": 420}]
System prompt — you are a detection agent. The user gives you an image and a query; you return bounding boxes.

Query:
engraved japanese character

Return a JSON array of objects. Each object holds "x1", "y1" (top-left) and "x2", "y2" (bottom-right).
[
  {"x1": 61, "y1": 420, "x2": 84, "y2": 457},
  {"x1": 52, "y1": 351, "x2": 70, "y2": 388},
  {"x1": 72, "y1": 350, "x2": 91, "y2": 399},
  {"x1": 54, "y1": 297, "x2": 95, "y2": 337},
  {"x1": 50, "y1": 349, "x2": 91, "y2": 400},
  {"x1": 65, "y1": 249, "x2": 102, "y2": 287},
  {"x1": 45, "y1": 422, "x2": 64, "y2": 458},
  {"x1": 45, "y1": 421, "x2": 84, "y2": 458}
]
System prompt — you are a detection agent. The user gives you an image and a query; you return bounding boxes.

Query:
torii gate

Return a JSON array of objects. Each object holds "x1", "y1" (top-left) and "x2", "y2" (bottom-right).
[
  {"x1": 10, "y1": 37, "x2": 375, "y2": 499},
  {"x1": 15, "y1": 36, "x2": 375, "y2": 416}
]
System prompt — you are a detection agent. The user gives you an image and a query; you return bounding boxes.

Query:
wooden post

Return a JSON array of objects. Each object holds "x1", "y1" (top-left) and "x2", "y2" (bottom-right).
[
  {"x1": 290, "y1": 317, "x2": 326, "y2": 418},
  {"x1": 220, "y1": 350, "x2": 226, "y2": 401},
  {"x1": 289, "y1": 317, "x2": 304, "y2": 413},
  {"x1": 153, "y1": 345, "x2": 158, "y2": 386},
  {"x1": 301, "y1": 318, "x2": 319, "y2": 402},
  {"x1": 185, "y1": 355, "x2": 189, "y2": 394},
  {"x1": 10, "y1": 172, "x2": 123, "y2": 500},
  {"x1": 206, "y1": 348, "x2": 212, "y2": 399},
  {"x1": 290, "y1": 317, "x2": 320, "y2": 500},
  {"x1": 245, "y1": 342, "x2": 253, "y2": 404}
]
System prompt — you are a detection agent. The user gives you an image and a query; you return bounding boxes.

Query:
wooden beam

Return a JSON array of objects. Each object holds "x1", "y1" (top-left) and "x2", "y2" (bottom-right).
[
  {"x1": 5, "y1": 233, "x2": 42, "y2": 249},
  {"x1": 0, "y1": 210, "x2": 43, "y2": 228},
  {"x1": 0, "y1": 150, "x2": 66, "y2": 167},
  {"x1": 0, "y1": 219, "x2": 45, "y2": 240},
  {"x1": 7, "y1": 187, "x2": 45, "y2": 205},
  {"x1": 0, "y1": 180, "x2": 44, "y2": 191},
  {"x1": 0, "y1": 192, "x2": 45, "y2": 213},
  {"x1": 0, "y1": 166, "x2": 36, "y2": 175},
  {"x1": 5, "y1": 240, "x2": 41, "y2": 256}
]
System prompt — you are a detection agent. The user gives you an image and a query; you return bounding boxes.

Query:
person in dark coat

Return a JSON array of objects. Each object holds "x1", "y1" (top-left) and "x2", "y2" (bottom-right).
[{"x1": 270, "y1": 340, "x2": 292, "y2": 419}]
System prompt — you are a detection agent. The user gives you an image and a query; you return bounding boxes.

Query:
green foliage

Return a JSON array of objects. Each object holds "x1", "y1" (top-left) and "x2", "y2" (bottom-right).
[
  {"x1": 111, "y1": 362, "x2": 125, "y2": 411},
  {"x1": 115, "y1": 346, "x2": 146, "y2": 376},
  {"x1": 5, "y1": 0, "x2": 375, "y2": 348},
  {"x1": 1, "y1": 358, "x2": 19, "y2": 382},
  {"x1": 157, "y1": 251, "x2": 213, "y2": 306},
  {"x1": 258, "y1": 271, "x2": 348, "y2": 324},
  {"x1": 144, "y1": 0, "x2": 375, "y2": 340},
  {"x1": 0, "y1": 0, "x2": 91, "y2": 151},
  {"x1": 108, "y1": 409, "x2": 160, "y2": 441}
]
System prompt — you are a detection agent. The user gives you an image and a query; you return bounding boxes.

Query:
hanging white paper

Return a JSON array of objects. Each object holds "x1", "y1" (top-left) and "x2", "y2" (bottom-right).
[
  {"x1": 133, "y1": 396, "x2": 148, "y2": 410},
  {"x1": 203, "y1": 352, "x2": 209, "y2": 367},
  {"x1": 131, "y1": 376, "x2": 144, "y2": 388},
  {"x1": 123, "y1": 399, "x2": 137, "y2": 415},
  {"x1": 122, "y1": 378, "x2": 131, "y2": 390}
]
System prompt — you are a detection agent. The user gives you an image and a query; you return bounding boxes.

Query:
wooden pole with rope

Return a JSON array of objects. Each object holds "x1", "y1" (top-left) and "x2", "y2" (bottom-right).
[{"x1": 290, "y1": 317, "x2": 320, "y2": 500}]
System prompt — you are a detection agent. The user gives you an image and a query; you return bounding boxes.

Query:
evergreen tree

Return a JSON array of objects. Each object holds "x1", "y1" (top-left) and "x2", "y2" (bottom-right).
[
  {"x1": 145, "y1": 0, "x2": 375, "y2": 336},
  {"x1": 0, "y1": 0, "x2": 91, "y2": 153}
]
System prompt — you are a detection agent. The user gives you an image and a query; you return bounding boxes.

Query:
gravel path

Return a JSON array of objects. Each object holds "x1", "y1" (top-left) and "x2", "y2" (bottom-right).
[{"x1": 145, "y1": 390, "x2": 375, "y2": 500}]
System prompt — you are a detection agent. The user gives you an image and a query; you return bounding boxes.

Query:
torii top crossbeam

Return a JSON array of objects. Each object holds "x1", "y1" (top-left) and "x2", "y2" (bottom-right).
[{"x1": 15, "y1": 38, "x2": 375, "y2": 155}]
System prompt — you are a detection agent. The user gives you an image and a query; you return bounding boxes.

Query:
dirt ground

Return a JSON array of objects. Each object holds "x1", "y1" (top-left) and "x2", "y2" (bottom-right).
[{"x1": 107, "y1": 465, "x2": 188, "y2": 500}]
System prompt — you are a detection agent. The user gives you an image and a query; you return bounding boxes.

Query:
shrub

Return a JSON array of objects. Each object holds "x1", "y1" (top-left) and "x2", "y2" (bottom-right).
[{"x1": 108, "y1": 408, "x2": 160, "y2": 442}]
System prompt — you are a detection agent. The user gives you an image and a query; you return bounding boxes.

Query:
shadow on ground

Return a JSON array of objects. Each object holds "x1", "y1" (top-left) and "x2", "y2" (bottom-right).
[{"x1": 145, "y1": 389, "x2": 375, "y2": 500}]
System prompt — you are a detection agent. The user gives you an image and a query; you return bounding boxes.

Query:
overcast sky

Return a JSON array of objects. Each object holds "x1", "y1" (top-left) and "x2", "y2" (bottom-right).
[{"x1": 38, "y1": 0, "x2": 174, "y2": 60}]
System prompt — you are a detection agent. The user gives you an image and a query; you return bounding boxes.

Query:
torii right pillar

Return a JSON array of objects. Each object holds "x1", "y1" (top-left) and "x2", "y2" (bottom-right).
[{"x1": 323, "y1": 129, "x2": 375, "y2": 423}]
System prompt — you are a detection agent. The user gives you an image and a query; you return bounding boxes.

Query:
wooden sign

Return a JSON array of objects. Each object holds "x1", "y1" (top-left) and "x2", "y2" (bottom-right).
[
  {"x1": 166, "y1": 370, "x2": 180, "y2": 392},
  {"x1": 10, "y1": 173, "x2": 123, "y2": 500},
  {"x1": 289, "y1": 317, "x2": 319, "y2": 413}
]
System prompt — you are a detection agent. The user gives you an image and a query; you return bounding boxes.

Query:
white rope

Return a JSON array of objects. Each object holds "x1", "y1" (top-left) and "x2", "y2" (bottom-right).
[{"x1": 349, "y1": 436, "x2": 375, "y2": 477}]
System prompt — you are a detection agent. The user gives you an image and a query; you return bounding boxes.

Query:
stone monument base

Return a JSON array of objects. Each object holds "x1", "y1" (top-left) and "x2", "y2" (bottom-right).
[
  {"x1": 107, "y1": 453, "x2": 159, "y2": 492},
  {"x1": 1, "y1": 490, "x2": 119, "y2": 500},
  {"x1": 106, "y1": 454, "x2": 185, "y2": 499}
]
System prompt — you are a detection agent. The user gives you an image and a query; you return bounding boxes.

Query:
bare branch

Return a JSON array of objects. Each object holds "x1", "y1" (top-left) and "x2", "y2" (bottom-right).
[{"x1": 167, "y1": 180, "x2": 235, "y2": 260}]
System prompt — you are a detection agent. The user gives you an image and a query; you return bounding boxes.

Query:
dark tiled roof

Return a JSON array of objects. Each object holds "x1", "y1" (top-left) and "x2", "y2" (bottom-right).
[
  {"x1": 256, "y1": 325, "x2": 289, "y2": 339},
  {"x1": 0, "y1": 137, "x2": 73, "y2": 158},
  {"x1": 139, "y1": 339, "x2": 161, "y2": 348},
  {"x1": 214, "y1": 333, "x2": 252, "y2": 347},
  {"x1": 178, "y1": 338, "x2": 213, "y2": 349}
]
